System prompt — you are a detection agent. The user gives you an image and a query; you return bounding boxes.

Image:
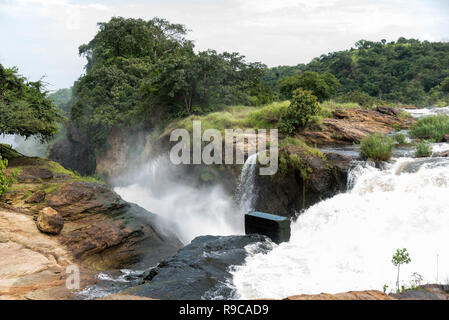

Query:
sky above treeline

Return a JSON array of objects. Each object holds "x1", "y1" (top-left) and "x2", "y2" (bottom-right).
[{"x1": 1, "y1": 0, "x2": 448, "y2": 90}]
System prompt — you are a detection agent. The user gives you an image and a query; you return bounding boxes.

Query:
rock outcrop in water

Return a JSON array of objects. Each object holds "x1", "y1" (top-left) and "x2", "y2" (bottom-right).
[
  {"x1": 254, "y1": 149, "x2": 352, "y2": 217},
  {"x1": 0, "y1": 149, "x2": 182, "y2": 298},
  {"x1": 123, "y1": 234, "x2": 271, "y2": 300},
  {"x1": 299, "y1": 107, "x2": 415, "y2": 146},
  {"x1": 284, "y1": 285, "x2": 449, "y2": 300}
]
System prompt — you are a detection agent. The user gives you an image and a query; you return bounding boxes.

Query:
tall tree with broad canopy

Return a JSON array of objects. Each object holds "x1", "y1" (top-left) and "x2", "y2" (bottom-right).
[
  {"x1": 0, "y1": 64, "x2": 62, "y2": 142},
  {"x1": 71, "y1": 17, "x2": 269, "y2": 152}
]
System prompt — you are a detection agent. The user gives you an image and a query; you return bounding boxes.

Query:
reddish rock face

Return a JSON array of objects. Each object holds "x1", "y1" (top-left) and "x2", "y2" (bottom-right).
[
  {"x1": 299, "y1": 108, "x2": 415, "y2": 146},
  {"x1": 36, "y1": 207, "x2": 64, "y2": 235},
  {"x1": 2, "y1": 156, "x2": 183, "y2": 273},
  {"x1": 284, "y1": 290, "x2": 395, "y2": 300},
  {"x1": 25, "y1": 190, "x2": 46, "y2": 204}
]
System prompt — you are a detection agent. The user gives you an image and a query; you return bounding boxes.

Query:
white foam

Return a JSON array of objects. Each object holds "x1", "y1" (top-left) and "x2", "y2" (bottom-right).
[{"x1": 231, "y1": 158, "x2": 449, "y2": 299}]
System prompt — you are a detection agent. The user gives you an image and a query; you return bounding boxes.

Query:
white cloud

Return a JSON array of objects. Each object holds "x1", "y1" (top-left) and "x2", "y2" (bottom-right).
[{"x1": 0, "y1": 0, "x2": 447, "y2": 89}]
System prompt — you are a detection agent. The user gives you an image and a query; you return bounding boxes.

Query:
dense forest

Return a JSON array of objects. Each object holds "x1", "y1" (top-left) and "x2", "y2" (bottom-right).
[
  {"x1": 69, "y1": 17, "x2": 271, "y2": 152},
  {"x1": 2, "y1": 17, "x2": 449, "y2": 157},
  {"x1": 264, "y1": 38, "x2": 449, "y2": 106}
]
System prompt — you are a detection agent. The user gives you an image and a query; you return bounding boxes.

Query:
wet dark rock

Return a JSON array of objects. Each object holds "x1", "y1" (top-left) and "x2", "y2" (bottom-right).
[
  {"x1": 124, "y1": 234, "x2": 271, "y2": 300},
  {"x1": 254, "y1": 151, "x2": 351, "y2": 218},
  {"x1": 376, "y1": 106, "x2": 401, "y2": 116},
  {"x1": 391, "y1": 284, "x2": 449, "y2": 300},
  {"x1": 48, "y1": 121, "x2": 96, "y2": 175},
  {"x1": 444, "y1": 134, "x2": 449, "y2": 142}
]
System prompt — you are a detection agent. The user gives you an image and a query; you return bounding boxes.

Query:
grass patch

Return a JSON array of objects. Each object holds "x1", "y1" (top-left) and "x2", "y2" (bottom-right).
[
  {"x1": 414, "y1": 141, "x2": 432, "y2": 158},
  {"x1": 393, "y1": 133, "x2": 407, "y2": 145},
  {"x1": 410, "y1": 115, "x2": 449, "y2": 142},
  {"x1": 360, "y1": 133, "x2": 395, "y2": 161},
  {"x1": 162, "y1": 101, "x2": 290, "y2": 136}
]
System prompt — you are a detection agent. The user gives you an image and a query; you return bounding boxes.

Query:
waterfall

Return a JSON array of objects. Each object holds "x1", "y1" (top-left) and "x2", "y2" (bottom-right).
[
  {"x1": 237, "y1": 152, "x2": 259, "y2": 215},
  {"x1": 114, "y1": 155, "x2": 244, "y2": 244},
  {"x1": 231, "y1": 156, "x2": 449, "y2": 299}
]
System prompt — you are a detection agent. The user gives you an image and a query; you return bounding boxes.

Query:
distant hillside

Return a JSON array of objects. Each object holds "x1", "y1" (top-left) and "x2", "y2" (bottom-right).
[{"x1": 263, "y1": 38, "x2": 449, "y2": 106}]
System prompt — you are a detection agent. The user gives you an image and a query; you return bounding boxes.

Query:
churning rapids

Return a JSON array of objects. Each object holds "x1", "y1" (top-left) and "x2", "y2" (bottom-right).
[
  {"x1": 110, "y1": 106, "x2": 449, "y2": 299},
  {"x1": 231, "y1": 155, "x2": 449, "y2": 299}
]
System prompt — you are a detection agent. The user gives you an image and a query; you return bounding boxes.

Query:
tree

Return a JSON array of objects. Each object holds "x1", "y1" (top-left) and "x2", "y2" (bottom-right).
[
  {"x1": 49, "y1": 88, "x2": 72, "y2": 116},
  {"x1": 265, "y1": 38, "x2": 449, "y2": 107},
  {"x1": 278, "y1": 71, "x2": 340, "y2": 101},
  {"x1": 72, "y1": 17, "x2": 268, "y2": 153},
  {"x1": 279, "y1": 89, "x2": 320, "y2": 134},
  {"x1": 142, "y1": 50, "x2": 267, "y2": 118},
  {"x1": 0, "y1": 64, "x2": 62, "y2": 141},
  {"x1": 392, "y1": 248, "x2": 411, "y2": 292}
]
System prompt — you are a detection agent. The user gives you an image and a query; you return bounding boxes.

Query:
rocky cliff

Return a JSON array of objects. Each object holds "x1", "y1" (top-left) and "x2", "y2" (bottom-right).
[{"x1": 0, "y1": 147, "x2": 182, "y2": 299}]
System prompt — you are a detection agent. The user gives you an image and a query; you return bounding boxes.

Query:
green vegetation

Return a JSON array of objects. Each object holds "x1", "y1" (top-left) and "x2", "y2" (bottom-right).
[
  {"x1": 279, "y1": 89, "x2": 321, "y2": 134},
  {"x1": 49, "y1": 88, "x2": 72, "y2": 116},
  {"x1": 334, "y1": 90, "x2": 381, "y2": 108},
  {"x1": 71, "y1": 17, "x2": 270, "y2": 153},
  {"x1": 414, "y1": 141, "x2": 432, "y2": 158},
  {"x1": 0, "y1": 64, "x2": 63, "y2": 141},
  {"x1": 393, "y1": 133, "x2": 407, "y2": 145},
  {"x1": 278, "y1": 71, "x2": 340, "y2": 101},
  {"x1": 360, "y1": 133, "x2": 395, "y2": 161},
  {"x1": 264, "y1": 38, "x2": 449, "y2": 107},
  {"x1": 163, "y1": 101, "x2": 290, "y2": 135},
  {"x1": 0, "y1": 155, "x2": 15, "y2": 196},
  {"x1": 410, "y1": 115, "x2": 449, "y2": 142},
  {"x1": 392, "y1": 248, "x2": 411, "y2": 293}
]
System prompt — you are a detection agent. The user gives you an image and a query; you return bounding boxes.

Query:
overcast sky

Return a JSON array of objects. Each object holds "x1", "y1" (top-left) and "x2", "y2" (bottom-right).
[{"x1": 1, "y1": 0, "x2": 448, "y2": 90}]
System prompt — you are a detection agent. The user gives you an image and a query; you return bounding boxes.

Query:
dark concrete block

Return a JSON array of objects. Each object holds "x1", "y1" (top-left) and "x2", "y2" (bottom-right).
[{"x1": 245, "y1": 211, "x2": 291, "y2": 244}]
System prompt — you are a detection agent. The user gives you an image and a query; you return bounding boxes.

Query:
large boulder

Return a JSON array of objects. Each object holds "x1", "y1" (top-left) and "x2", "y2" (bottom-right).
[
  {"x1": 36, "y1": 207, "x2": 64, "y2": 235},
  {"x1": 124, "y1": 234, "x2": 270, "y2": 300}
]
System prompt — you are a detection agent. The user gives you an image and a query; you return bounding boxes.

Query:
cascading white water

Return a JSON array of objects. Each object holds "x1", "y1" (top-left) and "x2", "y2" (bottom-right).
[
  {"x1": 114, "y1": 154, "x2": 259, "y2": 244},
  {"x1": 237, "y1": 152, "x2": 259, "y2": 214},
  {"x1": 407, "y1": 106, "x2": 449, "y2": 119},
  {"x1": 231, "y1": 156, "x2": 449, "y2": 299}
]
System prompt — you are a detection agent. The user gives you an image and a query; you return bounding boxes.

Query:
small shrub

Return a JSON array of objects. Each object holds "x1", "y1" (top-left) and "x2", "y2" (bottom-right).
[
  {"x1": 414, "y1": 140, "x2": 432, "y2": 158},
  {"x1": 394, "y1": 133, "x2": 407, "y2": 145},
  {"x1": 410, "y1": 115, "x2": 449, "y2": 142},
  {"x1": 0, "y1": 155, "x2": 15, "y2": 195},
  {"x1": 360, "y1": 133, "x2": 395, "y2": 161},
  {"x1": 398, "y1": 111, "x2": 411, "y2": 120},
  {"x1": 392, "y1": 123, "x2": 402, "y2": 132},
  {"x1": 279, "y1": 89, "x2": 321, "y2": 134}
]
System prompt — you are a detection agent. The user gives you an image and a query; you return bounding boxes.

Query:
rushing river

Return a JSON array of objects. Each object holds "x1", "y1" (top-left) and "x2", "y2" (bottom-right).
[
  {"x1": 230, "y1": 155, "x2": 449, "y2": 298},
  {"x1": 111, "y1": 106, "x2": 449, "y2": 299}
]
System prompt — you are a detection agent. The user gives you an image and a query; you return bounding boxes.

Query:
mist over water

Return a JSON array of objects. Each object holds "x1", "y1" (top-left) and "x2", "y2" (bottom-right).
[
  {"x1": 0, "y1": 134, "x2": 48, "y2": 157},
  {"x1": 231, "y1": 157, "x2": 449, "y2": 299},
  {"x1": 114, "y1": 155, "x2": 249, "y2": 244}
]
